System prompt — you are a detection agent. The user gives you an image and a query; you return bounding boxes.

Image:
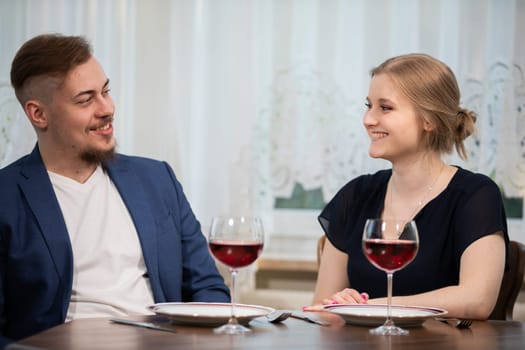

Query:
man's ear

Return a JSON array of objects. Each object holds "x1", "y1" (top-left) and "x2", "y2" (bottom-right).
[{"x1": 24, "y1": 100, "x2": 48, "y2": 130}]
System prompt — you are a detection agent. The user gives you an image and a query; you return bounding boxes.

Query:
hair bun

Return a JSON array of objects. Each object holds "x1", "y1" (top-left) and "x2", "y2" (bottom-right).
[{"x1": 455, "y1": 107, "x2": 477, "y2": 141}]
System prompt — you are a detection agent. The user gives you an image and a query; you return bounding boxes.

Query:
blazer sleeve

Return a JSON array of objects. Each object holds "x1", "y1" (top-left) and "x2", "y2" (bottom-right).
[{"x1": 156, "y1": 161, "x2": 231, "y2": 302}]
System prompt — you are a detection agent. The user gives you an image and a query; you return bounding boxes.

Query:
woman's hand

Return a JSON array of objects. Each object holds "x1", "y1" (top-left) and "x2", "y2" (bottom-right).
[
  {"x1": 323, "y1": 288, "x2": 369, "y2": 305},
  {"x1": 311, "y1": 239, "x2": 369, "y2": 310},
  {"x1": 303, "y1": 289, "x2": 369, "y2": 311}
]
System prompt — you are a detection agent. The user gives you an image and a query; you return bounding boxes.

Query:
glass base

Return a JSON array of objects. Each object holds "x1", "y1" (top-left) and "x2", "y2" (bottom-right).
[
  {"x1": 213, "y1": 321, "x2": 251, "y2": 334},
  {"x1": 369, "y1": 323, "x2": 409, "y2": 335}
]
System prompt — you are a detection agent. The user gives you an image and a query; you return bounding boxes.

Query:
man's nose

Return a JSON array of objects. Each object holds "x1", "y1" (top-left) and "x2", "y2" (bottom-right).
[{"x1": 95, "y1": 95, "x2": 114, "y2": 117}]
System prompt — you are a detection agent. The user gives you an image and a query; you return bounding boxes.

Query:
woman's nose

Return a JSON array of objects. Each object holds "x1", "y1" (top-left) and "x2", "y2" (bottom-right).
[{"x1": 363, "y1": 110, "x2": 378, "y2": 127}]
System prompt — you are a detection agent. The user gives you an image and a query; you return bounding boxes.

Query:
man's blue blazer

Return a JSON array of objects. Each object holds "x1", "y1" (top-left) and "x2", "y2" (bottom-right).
[{"x1": 0, "y1": 146, "x2": 230, "y2": 343}]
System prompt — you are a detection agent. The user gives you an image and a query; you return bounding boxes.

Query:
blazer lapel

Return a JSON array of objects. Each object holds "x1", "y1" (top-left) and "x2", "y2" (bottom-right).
[
  {"x1": 105, "y1": 157, "x2": 161, "y2": 297},
  {"x1": 19, "y1": 147, "x2": 73, "y2": 291}
]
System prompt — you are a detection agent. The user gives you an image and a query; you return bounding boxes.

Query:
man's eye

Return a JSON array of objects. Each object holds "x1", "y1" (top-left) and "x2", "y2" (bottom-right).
[
  {"x1": 77, "y1": 97, "x2": 92, "y2": 104},
  {"x1": 102, "y1": 88, "x2": 111, "y2": 95}
]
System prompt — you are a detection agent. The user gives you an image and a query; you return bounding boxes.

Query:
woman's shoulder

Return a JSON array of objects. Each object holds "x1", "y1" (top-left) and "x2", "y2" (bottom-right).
[
  {"x1": 332, "y1": 169, "x2": 390, "y2": 196},
  {"x1": 450, "y1": 167, "x2": 500, "y2": 193},
  {"x1": 446, "y1": 167, "x2": 505, "y2": 207},
  {"x1": 347, "y1": 169, "x2": 391, "y2": 187}
]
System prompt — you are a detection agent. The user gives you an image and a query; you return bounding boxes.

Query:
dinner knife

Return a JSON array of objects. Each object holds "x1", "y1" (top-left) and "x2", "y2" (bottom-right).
[
  {"x1": 290, "y1": 313, "x2": 330, "y2": 326},
  {"x1": 109, "y1": 318, "x2": 177, "y2": 333}
]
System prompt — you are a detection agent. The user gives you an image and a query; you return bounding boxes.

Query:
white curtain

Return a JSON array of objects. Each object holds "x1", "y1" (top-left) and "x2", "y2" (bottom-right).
[{"x1": 1, "y1": 0, "x2": 524, "y2": 252}]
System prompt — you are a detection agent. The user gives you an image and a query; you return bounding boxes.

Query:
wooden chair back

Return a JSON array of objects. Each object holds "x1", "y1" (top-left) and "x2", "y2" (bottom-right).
[
  {"x1": 489, "y1": 240, "x2": 525, "y2": 320},
  {"x1": 317, "y1": 235, "x2": 326, "y2": 267}
]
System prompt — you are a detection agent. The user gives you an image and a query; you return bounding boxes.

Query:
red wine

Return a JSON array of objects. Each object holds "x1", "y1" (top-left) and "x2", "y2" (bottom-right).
[
  {"x1": 364, "y1": 239, "x2": 418, "y2": 272},
  {"x1": 209, "y1": 240, "x2": 264, "y2": 268}
]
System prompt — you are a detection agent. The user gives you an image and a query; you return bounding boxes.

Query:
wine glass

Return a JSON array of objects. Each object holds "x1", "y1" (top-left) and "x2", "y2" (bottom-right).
[
  {"x1": 362, "y1": 218, "x2": 419, "y2": 335},
  {"x1": 208, "y1": 216, "x2": 264, "y2": 334}
]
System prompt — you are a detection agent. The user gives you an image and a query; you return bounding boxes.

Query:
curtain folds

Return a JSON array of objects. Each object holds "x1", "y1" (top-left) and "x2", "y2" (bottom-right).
[{"x1": 0, "y1": 1, "x2": 523, "y2": 244}]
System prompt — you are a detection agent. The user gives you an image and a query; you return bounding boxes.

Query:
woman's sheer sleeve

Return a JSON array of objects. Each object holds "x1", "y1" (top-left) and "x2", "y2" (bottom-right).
[
  {"x1": 453, "y1": 176, "x2": 509, "y2": 258},
  {"x1": 318, "y1": 178, "x2": 361, "y2": 252}
]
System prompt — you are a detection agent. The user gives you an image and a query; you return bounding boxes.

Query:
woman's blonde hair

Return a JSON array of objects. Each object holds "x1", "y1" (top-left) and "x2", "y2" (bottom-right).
[{"x1": 371, "y1": 53, "x2": 476, "y2": 160}]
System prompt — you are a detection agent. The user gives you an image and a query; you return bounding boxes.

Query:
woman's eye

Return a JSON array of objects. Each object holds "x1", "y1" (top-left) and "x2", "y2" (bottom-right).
[
  {"x1": 364, "y1": 102, "x2": 372, "y2": 109},
  {"x1": 381, "y1": 105, "x2": 393, "y2": 111}
]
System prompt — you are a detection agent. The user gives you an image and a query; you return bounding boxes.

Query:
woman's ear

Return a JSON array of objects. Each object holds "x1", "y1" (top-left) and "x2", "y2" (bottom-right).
[
  {"x1": 24, "y1": 99, "x2": 48, "y2": 130},
  {"x1": 423, "y1": 118, "x2": 435, "y2": 131}
]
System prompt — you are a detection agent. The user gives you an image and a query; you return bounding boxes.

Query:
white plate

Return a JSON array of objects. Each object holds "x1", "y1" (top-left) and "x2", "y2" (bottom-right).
[
  {"x1": 148, "y1": 302, "x2": 275, "y2": 327},
  {"x1": 323, "y1": 304, "x2": 448, "y2": 327}
]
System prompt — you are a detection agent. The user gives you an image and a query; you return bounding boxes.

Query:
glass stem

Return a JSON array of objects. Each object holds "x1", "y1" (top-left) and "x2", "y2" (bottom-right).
[
  {"x1": 229, "y1": 268, "x2": 239, "y2": 325},
  {"x1": 386, "y1": 272, "x2": 393, "y2": 325}
]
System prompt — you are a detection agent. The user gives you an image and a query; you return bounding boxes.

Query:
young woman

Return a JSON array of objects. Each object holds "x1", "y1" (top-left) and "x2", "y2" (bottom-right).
[{"x1": 312, "y1": 53, "x2": 508, "y2": 320}]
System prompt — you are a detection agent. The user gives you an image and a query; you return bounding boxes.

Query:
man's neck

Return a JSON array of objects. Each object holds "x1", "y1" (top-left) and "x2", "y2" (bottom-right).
[{"x1": 41, "y1": 152, "x2": 99, "y2": 184}]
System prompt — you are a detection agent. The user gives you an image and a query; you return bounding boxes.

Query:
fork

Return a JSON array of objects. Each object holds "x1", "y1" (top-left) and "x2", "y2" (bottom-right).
[
  {"x1": 266, "y1": 310, "x2": 330, "y2": 326},
  {"x1": 266, "y1": 310, "x2": 293, "y2": 323},
  {"x1": 456, "y1": 319, "x2": 473, "y2": 329},
  {"x1": 436, "y1": 318, "x2": 472, "y2": 329}
]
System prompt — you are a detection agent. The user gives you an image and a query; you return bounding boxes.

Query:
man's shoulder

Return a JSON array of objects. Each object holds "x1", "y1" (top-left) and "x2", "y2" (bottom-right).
[
  {"x1": 108, "y1": 153, "x2": 167, "y2": 169},
  {"x1": 105, "y1": 154, "x2": 176, "y2": 182},
  {"x1": 0, "y1": 154, "x2": 32, "y2": 180},
  {"x1": 0, "y1": 153, "x2": 31, "y2": 168},
  {"x1": 113, "y1": 153, "x2": 161, "y2": 163}
]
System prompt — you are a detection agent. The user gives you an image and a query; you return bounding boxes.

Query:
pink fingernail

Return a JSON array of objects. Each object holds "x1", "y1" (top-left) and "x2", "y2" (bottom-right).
[{"x1": 360, "y1": 293, "x2": 369, "y2": 304}]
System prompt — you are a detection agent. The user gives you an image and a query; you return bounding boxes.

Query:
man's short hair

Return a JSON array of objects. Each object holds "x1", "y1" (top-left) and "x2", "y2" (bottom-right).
[{"x1": 10, "y1": 33, "x2": 93, "y2": 104}]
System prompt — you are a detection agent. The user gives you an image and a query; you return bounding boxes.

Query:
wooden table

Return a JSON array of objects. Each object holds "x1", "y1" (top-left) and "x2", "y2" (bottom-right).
[{"x1": 11, "y1": 312, "x2": 525, "y2": 350}]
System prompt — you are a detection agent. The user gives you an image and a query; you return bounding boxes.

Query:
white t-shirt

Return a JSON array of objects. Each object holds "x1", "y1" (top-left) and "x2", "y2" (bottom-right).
[{"x1": 48, "y1": 166, "x2": 155, "y2": 321}]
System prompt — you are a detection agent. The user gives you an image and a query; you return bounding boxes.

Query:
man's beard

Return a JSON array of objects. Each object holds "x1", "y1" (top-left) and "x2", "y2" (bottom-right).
[{"x1": 80, "y1": 146, "x2": 117, "y2": 165}]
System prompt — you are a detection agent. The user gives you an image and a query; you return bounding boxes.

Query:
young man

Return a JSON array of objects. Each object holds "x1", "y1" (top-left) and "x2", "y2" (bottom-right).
[{"x1": 0, "y1": 33, "x2": 230, "y2": 345}]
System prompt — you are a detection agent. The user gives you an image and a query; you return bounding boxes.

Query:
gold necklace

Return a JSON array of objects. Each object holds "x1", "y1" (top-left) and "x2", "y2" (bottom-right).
[{"x1": 389, "y1": 164, "x2": 445, "y2": 221}]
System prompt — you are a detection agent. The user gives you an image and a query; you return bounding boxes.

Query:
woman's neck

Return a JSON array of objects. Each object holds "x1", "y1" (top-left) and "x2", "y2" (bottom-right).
[
  {"x1": 390, "y1": 155, "x2": 445, "y2": 194},
  {"x1": 385, "y1": 154, "x2": 449, "y2": 221}
]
